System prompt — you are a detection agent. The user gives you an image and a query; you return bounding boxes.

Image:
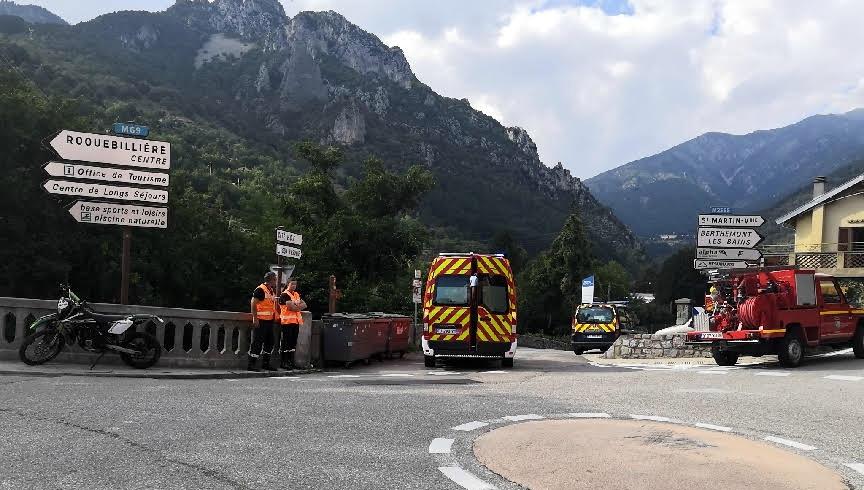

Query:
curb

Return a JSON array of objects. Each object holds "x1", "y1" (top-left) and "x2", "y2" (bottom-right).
[{"x1": 0, "y1": 367, "x2": 321, "y2": 380}]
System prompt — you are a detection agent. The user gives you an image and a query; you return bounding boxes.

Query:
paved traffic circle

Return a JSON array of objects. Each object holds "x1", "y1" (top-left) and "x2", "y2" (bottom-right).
[{"x1": 473, "y1": 419, "x2": 846, "y2": 490}]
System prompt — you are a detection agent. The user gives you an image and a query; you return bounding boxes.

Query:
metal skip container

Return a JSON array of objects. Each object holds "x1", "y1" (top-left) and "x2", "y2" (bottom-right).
[
  {"x1": 322, "y1": 314, "x2": 385, "y2": 367},
  {"x1": 369, "y1": 312, "x2": 411, "y2": 359}
]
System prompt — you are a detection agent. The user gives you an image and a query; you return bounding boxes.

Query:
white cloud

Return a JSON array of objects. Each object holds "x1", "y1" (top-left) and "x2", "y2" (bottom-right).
[{"x1": 26, "y1": 0, "x2": 864, "y2": 178}]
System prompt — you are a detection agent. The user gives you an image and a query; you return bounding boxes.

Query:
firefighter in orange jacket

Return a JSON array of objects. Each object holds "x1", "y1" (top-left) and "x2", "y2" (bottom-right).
[
  {"x1": 249, "y1": 272, "x2": 279, "y2": 371},
  {"x1": 279, "y1": 279, "x2": 306, "y2": 369}
]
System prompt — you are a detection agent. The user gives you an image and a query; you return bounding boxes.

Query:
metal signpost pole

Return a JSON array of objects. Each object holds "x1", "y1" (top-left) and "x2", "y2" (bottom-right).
[{"x1": 120, "y1": 227, "x2": 131, "y2": 304}]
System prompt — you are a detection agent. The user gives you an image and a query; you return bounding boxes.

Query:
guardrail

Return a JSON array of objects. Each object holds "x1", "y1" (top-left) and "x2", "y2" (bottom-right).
[
  {"x1": 761, "y1": 242, "x2": 864, "y2": 270},
  {"x1": 0, "y1": 297, "x2": 312, "y2": 369}
]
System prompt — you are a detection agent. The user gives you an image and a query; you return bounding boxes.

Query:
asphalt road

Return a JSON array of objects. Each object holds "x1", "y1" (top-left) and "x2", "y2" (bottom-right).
[{"x1": 1, "y1": 347, "x2": 863, "y2": 489}]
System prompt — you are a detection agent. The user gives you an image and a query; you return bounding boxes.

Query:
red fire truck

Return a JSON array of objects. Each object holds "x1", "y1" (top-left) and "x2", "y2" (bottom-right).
[{"x1": 686, "y1": 268, "x2": 864, "y2": 367}]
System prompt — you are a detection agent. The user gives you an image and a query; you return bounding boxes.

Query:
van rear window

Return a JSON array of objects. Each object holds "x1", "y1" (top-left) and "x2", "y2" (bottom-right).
[
  {"x1": 434, "y1": 276, "x2": 469, "y2": 306},
  {"x1": 576, "y1": 307, "x2": 614, "y2": 324}
]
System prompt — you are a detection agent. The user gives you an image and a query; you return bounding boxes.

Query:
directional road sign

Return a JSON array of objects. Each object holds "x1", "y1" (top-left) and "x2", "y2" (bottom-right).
[
  {"x1": 49, "y1": 130, "x2": 170, "y2": 170},
  {"x1": 68, "y1": 201, "x2": 167, "y2": 228},
  {"x1": 276, "y1": 244, "x2": 302, "y2": 259},
  {"x1": 696, "y1": 247, "x2": 763, "y2": 261},
  {"x1": 276, "y1": 229, "x2": 303, "y2": 245},
  {"x1": 699, "y1": 214, "x2": 765, "y2": 227},
  {"x1": 112, "y1": 122, "x2": 149, "y2": 138},
  {"x1": 697, "y1": 227, "x2": 763, "y2": 248},
  {"x1": 44, "y1": 161, "x2": 169, "y2": 187},
  {"x1": 694, "y1": 259, "x2": 750, "y2": 270},
  {"x1": 44, "y1": 180, "x2": 168, "y2": 204},
  {"x1": 711, "y1": 206, "x2": 732, "y2": 214}
]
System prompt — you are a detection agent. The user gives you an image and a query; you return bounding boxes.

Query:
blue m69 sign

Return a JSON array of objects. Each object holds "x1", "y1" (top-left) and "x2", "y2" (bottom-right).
[{"x1": 112, "y1": 122, "x2": 150, "y2": 138}]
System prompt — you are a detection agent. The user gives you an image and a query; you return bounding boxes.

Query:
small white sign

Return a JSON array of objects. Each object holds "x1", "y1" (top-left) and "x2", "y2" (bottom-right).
[
  {"x1": 50, "y1": 130, "x2": 170, "y2": 169},
  {"x1": 414, "y1": 269, "x2": 421, "y2": 279},
  {"x1": 276, "y1": 229, "x2": 303, "y2": 245},
  {"x1": 413, "y1": 289, "x2": 422, "y2": 304},
  {"x1": 276, "y1": 244, "x2": 302, "y2": 259},
  {"x1": 412, "y1": 279, "x2": 422, "y2": 287},
  {"x1": 694, "y1": 259, "x2": 750, "y2": 270},
  {"x1": 696, "y1": 248, "x2": 763, "y2": 261},
  {"x1": 698, "y1": 214, "x2": 765, "y2": 227},
  {"x1": 44, "y1": 179, "x2": 168, "y2": 204},
  {"x1": 44, "y1": 161, "x2": 169, "y2": 187},
  {"x1": 697, "y1": 227, "x2": 763, "y2": 248},
  {"x1": 68, "y1": 201, "x2": 167, "y2": 228}
]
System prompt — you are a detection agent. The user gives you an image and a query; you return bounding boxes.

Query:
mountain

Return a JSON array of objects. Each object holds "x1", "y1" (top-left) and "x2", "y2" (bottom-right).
[
  {"x1": 0, "y1": 0, "x2": 641, "y2": 262},
  {"x1": 585, "y1": 111, "x2": 864, "y2": 237},
  {"x1": 0, "y1": 1, "x2": 67, "y2": 25}
]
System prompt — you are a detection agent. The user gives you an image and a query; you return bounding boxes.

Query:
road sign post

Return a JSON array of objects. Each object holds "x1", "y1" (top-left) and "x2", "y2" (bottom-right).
[
  {"x1": 696, "y1": 248, "x2": 763, "y2": 261},
  {"x1": 695, "y1": 213, "x2": 765, "y2": 271},
  {"x1": 49, "y1": 130, "x2": 170, "y2": 170},
  {"x1": 120, "y1": 228, "x2": 131, "y2": 304},
  {"x1": 696, "y1": 227, "x2": 763, "y2": 248},
  {"x1": 694, "y1": 259, "x2": 751, "y2": 270}
]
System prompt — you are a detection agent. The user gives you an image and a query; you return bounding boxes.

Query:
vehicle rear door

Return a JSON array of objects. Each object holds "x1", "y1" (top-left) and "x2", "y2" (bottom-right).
[
  {"x1": 424, "y1": 256, "x2": 472, "y2": 347},
  {"x1": 475, "y1": 255, "x2": 516, "y2": 346},
  {"x1": 818, "y1": 278, "x2": 852, "y2": 341}
]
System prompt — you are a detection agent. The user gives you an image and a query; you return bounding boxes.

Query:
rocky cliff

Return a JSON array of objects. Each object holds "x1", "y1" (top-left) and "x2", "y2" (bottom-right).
[{"x1": 0, "y1": 0, "x2": 66, "y2": 25}]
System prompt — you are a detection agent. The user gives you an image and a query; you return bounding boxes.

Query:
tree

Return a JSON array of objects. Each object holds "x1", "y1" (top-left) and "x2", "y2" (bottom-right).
[
  {"x1": 654, "y1": 247, "x2": 707, "y2": 306},
  {"x1": 491, "y1": 230, "x2": 528, "y2": 274},
  {"x1": 594, "y1": 261, "x2": 630, "y2": 302}
]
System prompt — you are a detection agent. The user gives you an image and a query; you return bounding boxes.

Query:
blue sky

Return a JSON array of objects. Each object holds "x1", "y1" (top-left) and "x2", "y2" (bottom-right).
[{"x1": 21, "y1": 1, "x2": 864, "y2": 179}]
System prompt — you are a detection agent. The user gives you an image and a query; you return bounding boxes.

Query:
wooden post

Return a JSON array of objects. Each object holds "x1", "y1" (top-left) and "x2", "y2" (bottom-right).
[{"x1": 328, "y1": 275, "x2": 340, "y2": 314}]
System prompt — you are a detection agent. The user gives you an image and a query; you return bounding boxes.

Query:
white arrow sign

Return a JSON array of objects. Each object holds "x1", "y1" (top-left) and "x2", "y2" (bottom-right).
[
  {"x1": 698, "y1": 214, "x2": 765, "y2": 227},
  {"x1": 697, "y1": 227, "x2": 763, "y2": 248},
  {"x1": 49, "y1": 130, "x2": 170, "y2": 170},
  {"x1": 44, "y1": 180, "x2": 168, "y2": 204},
  {"x1": 696, "y1": 247, "x2": 763, "y2": 261},
  {"x1": 44, "y1": 161, "x2": 169, "y2": 187},
  {"x1": 276, "y1": 244, "x2": 302, "y2": 259},
  {"x1": 276, "y1": 229, "x2": 303, "y2": 245},
  {"x1": 68, "y1": 201, "x2": 167, "y2": 228},
  {"x1": 694, "y1": 259, "x2": 750, "y2": 270}
]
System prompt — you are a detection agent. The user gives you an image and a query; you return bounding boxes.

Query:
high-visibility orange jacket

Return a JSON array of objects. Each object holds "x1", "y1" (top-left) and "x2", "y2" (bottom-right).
[
  {"x1": 254, "y1": 283, "x2": 277, "y2": 321},
  {"x1": 280, "y1": 290, "x2": 303, "y2": 325}
]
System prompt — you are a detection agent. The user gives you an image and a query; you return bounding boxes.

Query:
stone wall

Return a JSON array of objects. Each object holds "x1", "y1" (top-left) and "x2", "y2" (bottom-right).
[
  {"x1": 603, "y1": 334, "x2": 712, "y2": 359},
  {"x1": 518, "y1": 333, "x2": 570, "y2": 351}
]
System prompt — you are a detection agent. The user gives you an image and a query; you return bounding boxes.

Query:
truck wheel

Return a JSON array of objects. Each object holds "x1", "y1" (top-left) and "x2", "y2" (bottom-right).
[
  {"x1": 502, "y1": 357, "x2": 514, "y2": 368},
  {"x1": 779, "y1": 334, "x2": 805, "y2": 367},
  {"x1": 853, "y1": 327, "x2": 864, "y2": 359},
  {"x1": 573, "y1": 348, "x2": 583, "y2": 356},
  {"x1": 424, "y1": 355, "x2": 435, "y2": 368},
  {"x1": 712, "y1": 349, "x2": 739, "y2": 366}
]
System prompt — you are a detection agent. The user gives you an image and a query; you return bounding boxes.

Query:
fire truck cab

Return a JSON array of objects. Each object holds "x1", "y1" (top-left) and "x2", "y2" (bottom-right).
[
  {"x1": 421, "y1": 253, "x2": 517, "y2": 368},
  {"x1": 686, "y1": 268, "x2": 864, "y2": 367}
]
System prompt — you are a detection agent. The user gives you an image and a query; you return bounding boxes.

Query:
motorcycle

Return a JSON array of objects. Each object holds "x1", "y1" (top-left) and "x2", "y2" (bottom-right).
[{"x1": 19, "y1": 285, "x2": 163, "y2": 369}]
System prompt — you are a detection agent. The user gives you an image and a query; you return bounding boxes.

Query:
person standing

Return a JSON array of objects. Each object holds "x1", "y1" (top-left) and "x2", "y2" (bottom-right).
[
  {"x1": 279, "y1": 279, "x2": 307, "y2": 369},
  {"x1": 249, "y1": 271, "x2": 279, "y2": 372}
]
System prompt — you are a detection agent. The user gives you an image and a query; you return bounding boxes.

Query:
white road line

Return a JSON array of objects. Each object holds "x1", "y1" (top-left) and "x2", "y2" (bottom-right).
[
  {"x1": 695, "y1": 422, "x2": 732, "y2": 432},
  {"x1": 697, "y1": 370, "x2": 729, "y2": 375},
  {"x1": 764, "y1": 436, "x2": 816, "y2": 451},
  {"x1": 268, "y1": 376, "x2": 301, "y2": 380},
  {"x1": 428, "y1": 372, "x2": 463, "y2": 376},
  {"x1": 428, "y1": 438, "x2": 454, "y2": 454},
  {"x1": 824, "y1": 375, "x2": 863, "y2": 381},
  {"x1": 482, "y1": 370, "x2": 506, "y2": 374},
  {"x1": 380, "y1": 373, "x2": 415, "y2": 377},
  {"x1": 566, "y1": 412, "x2": 611, "y2": 418},
  {"x1": 630, "y1": 415, "x2": 673, "y2": 423},
  {"x1": 844, "y1": 463, "x2": 864, "y2": 475},
  {"x1": 502, "y1": 414, "x2": 545, "y2": 422},
  {"x1": 438, "y1": 466, "x2": 497, "y2": 490},
  {"x1": 327, "y1": 375, "x2": 361, "y2": 378},
  {"x1": 452, "y1": 421, "x2": 489, "y2": 432},
  {"x1": 755, "y1": 372, "x2": 791, "y2": 377}
]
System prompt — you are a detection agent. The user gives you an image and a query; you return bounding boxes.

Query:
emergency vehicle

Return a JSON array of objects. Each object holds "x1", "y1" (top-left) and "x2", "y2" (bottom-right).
[
  {"x1": 571, "y1": 302, "x2": 637, "y2": 355},
  {"x1": 421, "y1": 253, "x2": 517, "y2": 368},
  {"x1": 686, "y1": 267, "x2": 864, "y2": 367}
]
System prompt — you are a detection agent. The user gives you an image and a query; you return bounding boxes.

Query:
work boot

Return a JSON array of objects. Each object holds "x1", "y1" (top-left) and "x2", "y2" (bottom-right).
[
  {"x1": 247, "y1": 356, "x2": 260, "y2": 372},
  {"x1": 280, "y1": 352, "x2": 291, "y2": 370},
  {"x1": 261, "y1": 355, "x2": 277, "y2": 372}
]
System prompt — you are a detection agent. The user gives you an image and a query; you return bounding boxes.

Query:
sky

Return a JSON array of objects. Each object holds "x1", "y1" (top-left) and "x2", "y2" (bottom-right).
[{"x1": 22, "y1": 0, "x2": 864, "y2": 179}]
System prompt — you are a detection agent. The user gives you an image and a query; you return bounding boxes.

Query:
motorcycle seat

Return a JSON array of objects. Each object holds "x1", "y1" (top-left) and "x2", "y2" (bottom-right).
[{"x1": 89, "y1": 312, "x2": 130, "y2": 323}]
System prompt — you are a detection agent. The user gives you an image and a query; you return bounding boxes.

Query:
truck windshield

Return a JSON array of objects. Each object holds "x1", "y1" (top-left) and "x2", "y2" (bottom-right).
[
  {"x1": 576, "y1": 307, "x2": 614, "y2": 324},
  {"x1": 481, "y1": 275, "x2": 509, "y2": 313},
  {"x1": 434, "y1": 275, "x2": 469, "y2": 306}
]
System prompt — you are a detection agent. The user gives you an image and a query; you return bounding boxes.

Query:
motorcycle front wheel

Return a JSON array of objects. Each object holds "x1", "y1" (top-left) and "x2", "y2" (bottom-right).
[
  {"x1": 120, "y1": 332, "x2": 162, "y2": 369},
  {"x1": 19, "y1": 329, "x2": 65, "y2": 365}
]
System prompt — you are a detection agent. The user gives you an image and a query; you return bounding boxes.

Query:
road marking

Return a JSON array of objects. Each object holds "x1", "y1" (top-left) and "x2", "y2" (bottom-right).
[
  {"x1": 380, "y1": 373, "x2": 414, "y2": 377},
  {"x1": 502, "y1": 414, "x2": 545, "y2": 422},
  {"x1": 755, "y1": 372, "x2": 791, "y2": 377},
  {"x1": 824, "y1": 375, "x2": 863, "y2": 381},
  {"x1": 697, "y1": 370, "x2": 729, "y2": 375},
  {"x1": 764, "y1": 436, "x2": 816, "y2": 451},
  {"x1": 438, "y1": 466, "x2": 497, "y2": 490},
  {"x1": 566, "y1": 412, "x2": 611, "y2": 418},
  {"x1": 482, "y1": 370, "x2": 506, "y2": 374},
  {"x1": 452, "y1": 421, "x2": 488, "y2": 432},
  {"x1": 630, "y1": 415, "x2": 673, "y2": 423},
  {"x1": 429, "y1": 438, "x2": 454, "y2": 454},
  {"x1": 269, "y1": 376, "x2": 301, "y2": 380},
  {"x1": 428, "y1": 372, "x2": 463, "y2": 376},
  {"x1": 327, "y1": 375, "x2": 360, "y2": 378},
  {"x1": 844, "y1": 463, "x2": 864, "y2": 475},
  {"x1": 695, "y1": 422, "x2": 732, "y2": 432}
]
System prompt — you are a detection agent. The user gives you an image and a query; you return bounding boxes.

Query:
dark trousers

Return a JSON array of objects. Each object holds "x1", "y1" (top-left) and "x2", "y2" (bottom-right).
[
  {"x1": 280, "y1": 323, "x2": 299, "y2": 353},
  {"x1": 249, "y1": 320, "x2": 275, "y2": 358}
]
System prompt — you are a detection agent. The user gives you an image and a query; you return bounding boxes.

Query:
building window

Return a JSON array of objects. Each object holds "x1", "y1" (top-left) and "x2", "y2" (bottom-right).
[{"x1": 840, "y1": 227, "x2": 864, "y2": 252}]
